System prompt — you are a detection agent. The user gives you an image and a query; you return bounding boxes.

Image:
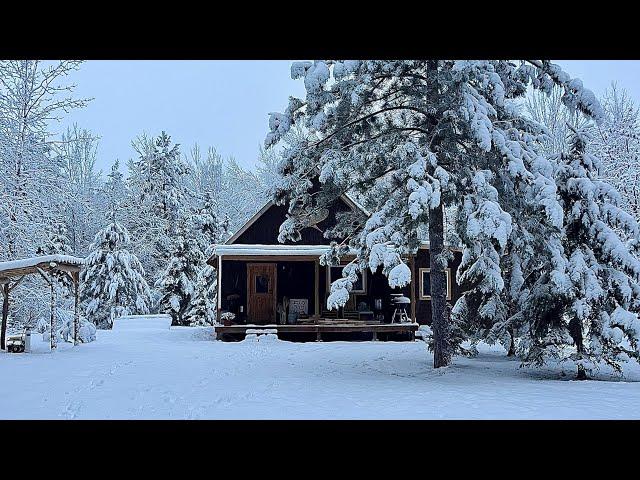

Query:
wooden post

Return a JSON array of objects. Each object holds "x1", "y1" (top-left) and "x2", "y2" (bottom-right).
[
  {"x1": 50, "y1": 277, "x2": 57, "y2": 351},
  {"x1": 314, "y1": 259, "x2": 320, "y2": 317},
  {"x1": 73, "y1": 272, "x2": 80, "y2": 346},
  {"x1": 1, "y1": 284, "x2": 9, "y2": 350},
  {"x1": 216, "y1": 255, "x2": 222, "y2": 324},
  {"x1": 409, "y1": 255, "x2": 416, "y2": 323}
]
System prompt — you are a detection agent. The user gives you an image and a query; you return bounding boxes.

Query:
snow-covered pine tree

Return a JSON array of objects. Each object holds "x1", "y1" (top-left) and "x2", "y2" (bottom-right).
[
  {"x1": 103, "y1": 160, "x2": 128, "y2": 223},
  {"x1": 80, "y1": 221, "x2": 151, "y2": 329},
  {"x1": 520, "y1": 130, "x2": 640, "y2": 378},
  {"x1": 156, "y1": 224, "x2": 201, "y2": 326},
  {"x1": 126, "y1": 131, "x2": 189, "y2": 283},
  {"x1": 184, "y1": 273, "x2": 212, "y2": 326},
  {"x1": 183, "y1": 193, "x2": 230, "y2": 326},
  {"x1": 36, "y1": 221, "x2": 73, "y2": 257},
  {"x1": 266, "y1": 60, "x2": 602, "y2": 368}
]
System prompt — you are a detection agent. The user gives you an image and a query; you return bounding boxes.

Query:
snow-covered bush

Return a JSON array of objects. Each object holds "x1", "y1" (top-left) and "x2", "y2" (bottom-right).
[{"x1": 36, "y1": 309, "x2": 96, "y2": 344}]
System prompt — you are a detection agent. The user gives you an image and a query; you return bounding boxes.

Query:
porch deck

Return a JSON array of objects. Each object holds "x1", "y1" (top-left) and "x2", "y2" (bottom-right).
[{"x1": 215, "y1": 322, "x2": 419, "y2": 342}]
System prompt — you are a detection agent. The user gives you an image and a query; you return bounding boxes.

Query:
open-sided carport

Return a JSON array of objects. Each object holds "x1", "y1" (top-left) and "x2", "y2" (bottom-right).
[{"x1": 0, "y1": 255, "x2": 85, "y2": 351}]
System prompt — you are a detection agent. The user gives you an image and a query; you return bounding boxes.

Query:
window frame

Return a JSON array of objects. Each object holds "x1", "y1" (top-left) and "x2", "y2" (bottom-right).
[
  {"x1": 419, "y1": 267, "x2": 452, "y2": 301},
  {"x1": 327, "y1": 265, "x2": 367, "y2": 294}
]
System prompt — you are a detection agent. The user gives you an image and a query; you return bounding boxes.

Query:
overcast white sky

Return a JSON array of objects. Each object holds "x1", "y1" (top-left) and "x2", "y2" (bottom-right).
[{"x1": 55, "y1": 60, "x2": 640, "y2": 173}]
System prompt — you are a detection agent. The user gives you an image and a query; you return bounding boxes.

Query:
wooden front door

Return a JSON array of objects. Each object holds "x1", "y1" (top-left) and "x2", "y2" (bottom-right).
[{"x1": 247, "y1": 263, "x2": 277, "y2": 324}]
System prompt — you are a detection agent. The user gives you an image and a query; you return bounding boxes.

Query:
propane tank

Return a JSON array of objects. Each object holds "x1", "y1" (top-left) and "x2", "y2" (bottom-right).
[{"x1": 24, "y1": 327, "x2": 31, "y2": 353}]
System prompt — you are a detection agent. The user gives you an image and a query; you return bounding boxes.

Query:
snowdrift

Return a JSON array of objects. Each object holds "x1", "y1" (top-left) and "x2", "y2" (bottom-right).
[{"x1": 112, "y1": 314, "x2": 172, "y2": 331}]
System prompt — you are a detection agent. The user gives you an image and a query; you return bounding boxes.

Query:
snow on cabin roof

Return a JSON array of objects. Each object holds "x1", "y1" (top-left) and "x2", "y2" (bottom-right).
[
  {"x1": 210, "y1": 242, "x2": 461, "y2": 263},
  {"x1": 213, "y1": 244, "x2": 358, "y2": 257},
  {"x1": 0, "y1": 254, "x2": 85, "y2": 276}
]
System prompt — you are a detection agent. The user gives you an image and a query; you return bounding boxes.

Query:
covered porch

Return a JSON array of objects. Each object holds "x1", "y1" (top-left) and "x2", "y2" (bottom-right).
[{"x1": 211, "y1": 244, "x2": 418, "y2": 342}]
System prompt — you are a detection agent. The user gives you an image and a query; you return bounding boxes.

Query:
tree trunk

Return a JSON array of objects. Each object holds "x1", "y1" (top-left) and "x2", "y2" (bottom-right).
[
  {"x1": 429, "y1": 203, "x2": 450, "y2": 368},
  {"x1": 568, "y1": 317, "x2": 587, "y2": 380},
  {"x1": 507, "y1": 326, "x2": 516, "y2": 357},
  {"x1": 1, "y1": 285, "x2": 9, "y2": 350},
  {"x1": 576, "y1": 364, "x2": 588, "y2": 380}
]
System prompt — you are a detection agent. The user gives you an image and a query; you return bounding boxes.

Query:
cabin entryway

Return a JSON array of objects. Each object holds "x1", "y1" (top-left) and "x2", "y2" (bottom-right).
[{"x1": 247, "y1": 263, "x2": 276, "y2": 324}]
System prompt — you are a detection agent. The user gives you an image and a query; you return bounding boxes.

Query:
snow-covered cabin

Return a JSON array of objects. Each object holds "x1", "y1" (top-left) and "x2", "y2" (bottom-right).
[{"x1": 208, "y1": 195, "x2": 462, "y2": 341}]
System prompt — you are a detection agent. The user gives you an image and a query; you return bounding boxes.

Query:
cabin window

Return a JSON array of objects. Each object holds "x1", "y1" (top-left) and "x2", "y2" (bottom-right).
[
  {"x1": 419, "y1": 268, "x2": 452, "y2": 300},
  {"x1": 255, "y1": 275, "x2": 270, "y2": 294},
  {"x1": 327, "y1": 265, "x2": 367, "y2": 294}
]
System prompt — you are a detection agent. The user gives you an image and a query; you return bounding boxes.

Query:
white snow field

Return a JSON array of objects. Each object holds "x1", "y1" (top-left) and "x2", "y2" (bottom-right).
[{"x1": 1, "y1": 316, "x2": 639, "y2": 419}]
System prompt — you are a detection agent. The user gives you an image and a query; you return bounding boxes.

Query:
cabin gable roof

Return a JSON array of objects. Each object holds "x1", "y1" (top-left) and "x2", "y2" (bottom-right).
[{"x1": 226, "y1": 193, "x2": 368, "y2": 246}]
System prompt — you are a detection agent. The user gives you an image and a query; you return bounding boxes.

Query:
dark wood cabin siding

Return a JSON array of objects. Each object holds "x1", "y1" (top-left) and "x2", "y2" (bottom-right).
[
  {"x1": 232, "y1": 198, "x2": 357, "y2": 245},
  {"x1": 220, "y1": 259, "x2": 317, "y2": 323},
  {"x1": 413, "y1": 249, "x2": 463, "y2": 325},
  {"x1": 219, "y1": 260, "x2": 248, "y2": 321},
  {"x1": 276, "y1": 261, "x2": 316, "y2": 315},
  {"x1": 319, "y1": 263, "x2": 411, "y2": 323}
]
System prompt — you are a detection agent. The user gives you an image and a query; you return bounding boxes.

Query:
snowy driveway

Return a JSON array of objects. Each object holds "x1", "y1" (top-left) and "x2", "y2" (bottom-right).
[{"x1": 1, "y1": 325, "x2": 639, "y2": 419}]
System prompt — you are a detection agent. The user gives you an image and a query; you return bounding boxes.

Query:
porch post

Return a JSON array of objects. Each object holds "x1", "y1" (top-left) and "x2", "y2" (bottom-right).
[
  {"x1": 410, "y1": 255, "x2": 416, "y2": 323},
  {"x1": 50, "y1": 275, "x2": 57, "y2": 351},
  {"x1": 216, "y1": 255, "x2": 222, "y2": 324},
  {"x1": 73, "y1": 272, "x2": 80, "y2": 346},
  {"x1": 314, "y1": 259, "x2": 320, "y2": 317},
  {"x1": 1, "y1": 283, "x2": 9, "y2": 350}
]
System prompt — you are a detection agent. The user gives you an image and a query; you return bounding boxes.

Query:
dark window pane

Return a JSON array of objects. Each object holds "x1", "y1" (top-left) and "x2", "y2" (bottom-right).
[
  {"x1": 256, "y1": 275, "x2": 269, "y2": 293},
  {"x1": 422, "y1": 271, "x2": 431, "y2": 297},
  {"x1": 330, "y1": 266, "x2": 364, "y2": 291}
]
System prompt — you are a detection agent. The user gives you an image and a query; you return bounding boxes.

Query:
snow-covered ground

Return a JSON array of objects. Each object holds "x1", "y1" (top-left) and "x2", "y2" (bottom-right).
[{"x1": 1, "y1": 317, "x2": 639, "y2": 419}]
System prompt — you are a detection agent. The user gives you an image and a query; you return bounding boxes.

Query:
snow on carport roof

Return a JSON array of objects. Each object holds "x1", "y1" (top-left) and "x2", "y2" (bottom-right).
[{"x1": 0, "y1": 254, "x2": 85, "y2": 279}]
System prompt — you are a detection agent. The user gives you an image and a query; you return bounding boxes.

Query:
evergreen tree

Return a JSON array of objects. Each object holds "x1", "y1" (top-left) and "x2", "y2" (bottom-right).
[
  {"x1": 126, "y1": 131, "x2": 189, "y2": 282},
  {"x1": 184, "y1": 272, "x2": 213, "y2": 326},
  {"x1": 266, "y1": 60, "x2": 602, "y2": 368},
  {"x1": 520, "y1": 130, "x2": 640, "y2": 378},
  {"x1": 188, "y1": 192, "x2": 230, "y2": 260},
  {"x1": 80, "y1": 221, "x2": 151, "y2": 329},
  {"x1": 36, "y1": 220, "x2": 75, "y2": 292},
  {"x1": 183, "y1": 193, "x2": 229, "y2": 326},
  {"x1": 156, "y1": 225, "x2": 201, "y2": 326},
  {"x1": 36, "y1": 221, "x2": 73, "y2": 257},
  {"x1": 104, "y1": 160, "x2": 128, "y2": 222}
]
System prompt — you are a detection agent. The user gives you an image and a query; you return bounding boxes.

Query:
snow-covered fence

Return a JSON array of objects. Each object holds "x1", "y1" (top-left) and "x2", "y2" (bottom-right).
[{"x1": 112, "y1": 314, "x2": 172, "y2": 331}]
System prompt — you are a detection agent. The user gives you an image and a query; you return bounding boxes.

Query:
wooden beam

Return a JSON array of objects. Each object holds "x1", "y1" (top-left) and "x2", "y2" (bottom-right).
[
  {"x1": 53, "y1": 264, "x2": 81, "y2": 273},
  {"x1": 62, "y1": 270, "x2": 75, "y2": 285},
  {"x1": 219, "y1": 255, "x2": 322, "y2": 262},
  {"x1": 7, "y1": 275, "x2": 26, "y2": 293},
  {"x1": 36, "y1": 267, "x2": 51, "y2": 285},
  {"x1": 1, "y1": 284, "x2": 9, "y2": 350}
]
